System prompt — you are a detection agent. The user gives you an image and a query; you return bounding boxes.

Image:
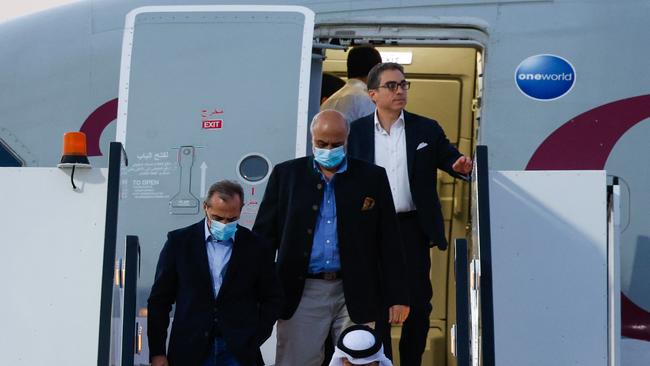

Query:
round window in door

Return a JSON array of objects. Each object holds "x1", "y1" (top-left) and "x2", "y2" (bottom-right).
[{"x1": 237, "y1": 153, "x2": 271, "y2": 184}]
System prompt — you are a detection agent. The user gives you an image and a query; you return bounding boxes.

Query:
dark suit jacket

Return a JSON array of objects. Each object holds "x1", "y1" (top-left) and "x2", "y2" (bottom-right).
[
  {"x1": 147, "y1": 221, "x2": 283, "y2": 366},
  {"x1": 348, "y1": 110, "x2": 463, "y2": 250},
  {"x1": 252, "y1": 156, "x2": 408, "y2": 323}
]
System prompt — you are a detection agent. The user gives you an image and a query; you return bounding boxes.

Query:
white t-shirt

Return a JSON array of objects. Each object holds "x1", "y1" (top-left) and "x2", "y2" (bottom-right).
[{"x1": 321, "y1": 78, "x2": 375, "y2": 123}]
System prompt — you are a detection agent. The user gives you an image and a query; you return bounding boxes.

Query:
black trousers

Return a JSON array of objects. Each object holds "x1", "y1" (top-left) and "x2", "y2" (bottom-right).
[{"x1": 377, "y1": 211, "x2": 433, "y2": 365}]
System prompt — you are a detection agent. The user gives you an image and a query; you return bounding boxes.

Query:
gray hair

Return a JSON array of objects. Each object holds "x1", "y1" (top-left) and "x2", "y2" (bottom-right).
[
  {"x1": 310, "y1": 109, "x2": 349, "y2": 135},
  {"x1": 204, "y1": 180, "x2": 244, "y2": 208},
  {"x1": 367, "y1": 62, "x2": 405, "y2": 90}
]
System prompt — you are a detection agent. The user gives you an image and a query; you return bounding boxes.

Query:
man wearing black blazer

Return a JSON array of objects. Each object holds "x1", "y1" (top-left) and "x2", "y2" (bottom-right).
[
  {"x1": 347, "y1": 62, "x2": 473, "y2": 365},
  {"x1": 253, "y1": 110, "x2": 410, "y2": 365},
  {"x1": 148, "y1": 180, "x2": 283, "y2": 366}
]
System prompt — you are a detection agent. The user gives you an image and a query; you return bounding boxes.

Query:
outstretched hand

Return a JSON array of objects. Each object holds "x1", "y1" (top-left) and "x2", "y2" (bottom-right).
[{"x1": 452, "y1": 156, "x2": 473, "y2": 175}]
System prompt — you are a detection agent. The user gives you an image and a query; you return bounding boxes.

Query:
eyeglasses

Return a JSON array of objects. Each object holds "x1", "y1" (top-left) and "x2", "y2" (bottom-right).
[{"x1": 378, "y1": 80, "x2": 411, "y2": 92}]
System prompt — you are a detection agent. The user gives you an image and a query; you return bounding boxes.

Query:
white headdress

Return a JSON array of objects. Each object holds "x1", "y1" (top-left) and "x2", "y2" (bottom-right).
[{"x1": 328, "y1": 325, "x2": 393, "y2": 366}]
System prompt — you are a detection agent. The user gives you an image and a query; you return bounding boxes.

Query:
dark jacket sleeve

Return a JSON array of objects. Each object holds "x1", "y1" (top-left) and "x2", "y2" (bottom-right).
[
  {"x1": 376, "y1": 167, "x2": 409, "y2": 306},
  {"x1": 433, "y1": 122, "x2": 464, "y2": 179},
  {"x1": 252, "y1": 166, "x2": 280, "y2": 251},
  {"x1": 147, "y1": 234, "x2": 177, "y2": 359},
  {"x1": 254, "y1": 238, "x2": 284, "y2": 346}
]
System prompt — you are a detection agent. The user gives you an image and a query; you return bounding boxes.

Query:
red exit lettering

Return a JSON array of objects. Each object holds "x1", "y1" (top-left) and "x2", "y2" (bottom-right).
[{"x1": 202, "y1": 120, "x2": 223, "y2": 129}]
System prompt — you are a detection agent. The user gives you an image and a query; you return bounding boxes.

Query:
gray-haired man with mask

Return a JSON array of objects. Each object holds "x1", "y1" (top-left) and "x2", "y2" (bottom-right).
[{"x1": 253, "y1": 110, "x2": 409, "y2": 365}]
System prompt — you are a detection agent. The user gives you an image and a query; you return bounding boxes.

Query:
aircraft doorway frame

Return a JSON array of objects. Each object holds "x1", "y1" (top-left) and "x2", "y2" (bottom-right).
[{"x1": 313, "y1": 21, "x2": 487, "y2": 366}]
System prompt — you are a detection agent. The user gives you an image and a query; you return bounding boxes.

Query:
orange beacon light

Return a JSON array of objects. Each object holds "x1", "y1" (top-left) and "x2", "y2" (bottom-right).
[{"x1": 58, "y1": 131, "x2": 91, "y2": 167}]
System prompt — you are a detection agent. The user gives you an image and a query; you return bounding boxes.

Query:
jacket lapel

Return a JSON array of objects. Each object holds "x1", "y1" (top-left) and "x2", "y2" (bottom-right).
[
  {"x1": 404, "y1": 111, "x2": 417, "y2": 182},
  {"x1": 192, "y1": 220, "x2": 215, "y2": 297},
  {"x1": 333, "y1": 168, "x2": 353, "y2": 250},
  {"x1": 304, "y1": 157, "x2": 328, "y2": 258},
  {"x1": 216, "y1": 227, "x2": 243, "y2": 302},
  {"x1": 358, "y1": 116, "x2": 375, "y2": 163}
]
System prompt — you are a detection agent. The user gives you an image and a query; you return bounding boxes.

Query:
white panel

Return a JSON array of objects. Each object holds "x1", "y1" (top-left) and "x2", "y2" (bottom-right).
[
  {"x1": 489, "y1": 170, "x2": 608, "y2": 366},
  {"x1": 0, "y1": 168, "x2": 108, "y2": 365},
  {"x1": 621, "y1": 338, "x2": 650, "y2": 366}
]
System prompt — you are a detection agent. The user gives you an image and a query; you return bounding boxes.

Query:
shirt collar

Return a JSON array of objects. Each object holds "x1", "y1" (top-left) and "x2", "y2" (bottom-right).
[
  {"x1": 204, "y1": 218, "x2": 236, "y2": 243},
  {"x1": 312, "y1": 156, "x2": 348, "y2": 179},
  {"x1": 374, "y1": 110, "x2": 405, "y2": 134}
]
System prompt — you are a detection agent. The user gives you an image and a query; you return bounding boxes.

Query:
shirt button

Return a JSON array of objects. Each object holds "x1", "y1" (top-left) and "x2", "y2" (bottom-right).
[
  {"x1": 307, "y1": 228, "x2": 313, "y2": 235},
  {"x1": 312, "y1": 205, "x2": 319, "y2": 211},
  {"x1": 326, "y1": 261, "x2": 330, "y2": 264},
  {"x1": 317, "y1": 183, "x2": 323, "y2": 190},
  {"x1": 327, "y1": 220, "x2": 331, "y2": 224},
  {"x1": 327, "y1": 200, "x2": 331, "y2": 204},
  {"x1": 326, "y1": 240, "x2": 330, "y2": 243}
]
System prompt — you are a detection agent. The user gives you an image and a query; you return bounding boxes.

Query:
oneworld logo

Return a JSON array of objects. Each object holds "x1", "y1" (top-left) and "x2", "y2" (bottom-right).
[{"x1": 515, "y1": 54, "x2": 576, "y2": 101}]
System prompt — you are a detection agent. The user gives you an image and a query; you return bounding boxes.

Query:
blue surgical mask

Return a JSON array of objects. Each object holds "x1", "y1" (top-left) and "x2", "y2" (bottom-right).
[
  {"x1": 209, "y1": 219, "x2": 238, "y2": 241},
  {"x1": 313, "y1": 145, "x2": 346, "y2": 169}
]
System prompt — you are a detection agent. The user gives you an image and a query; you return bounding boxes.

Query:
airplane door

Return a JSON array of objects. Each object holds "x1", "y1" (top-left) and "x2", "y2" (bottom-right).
[{"x1": 114, "y1": 5, "x2": 314, "y2": 362}]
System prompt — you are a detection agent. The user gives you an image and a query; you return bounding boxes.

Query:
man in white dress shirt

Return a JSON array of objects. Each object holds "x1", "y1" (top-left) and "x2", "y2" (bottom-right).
[{"x1": 347, "y1": 62, "x2": 473, "y2": 364}]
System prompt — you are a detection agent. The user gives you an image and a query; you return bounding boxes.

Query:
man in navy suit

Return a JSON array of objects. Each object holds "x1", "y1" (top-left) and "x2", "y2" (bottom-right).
[
  {"x1": 148, "y1": 180, "x2": 283, "y2": 366},
  {"x1": 347, "y1": 62, "x2": 473, "y2": 365}
]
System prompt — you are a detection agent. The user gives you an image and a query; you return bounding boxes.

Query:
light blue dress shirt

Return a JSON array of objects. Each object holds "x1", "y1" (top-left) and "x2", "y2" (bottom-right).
[
  {"x1": 309, "y1": 158, "x2": 348, "y2": 273},
  {"x1": 204, "y1": 219, "x2": 234, "y2": 298}
]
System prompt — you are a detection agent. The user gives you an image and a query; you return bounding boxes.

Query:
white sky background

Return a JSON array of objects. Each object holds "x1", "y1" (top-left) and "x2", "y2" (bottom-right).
[{"x1": 0, "y1": 0, "x2": 80, "y2": 23}]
